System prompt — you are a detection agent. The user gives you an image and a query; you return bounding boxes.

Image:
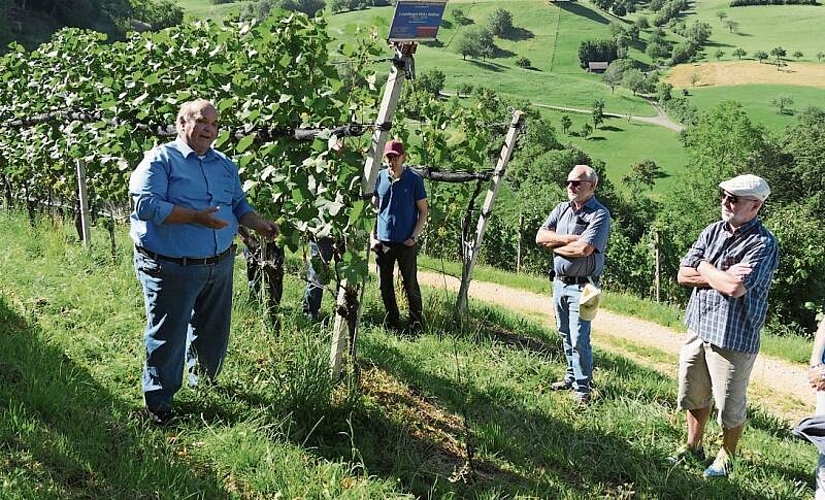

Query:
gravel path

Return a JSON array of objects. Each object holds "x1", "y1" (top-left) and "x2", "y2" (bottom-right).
[{"x1": 419, "y1": 271, "x2": 814, "y2": 423}]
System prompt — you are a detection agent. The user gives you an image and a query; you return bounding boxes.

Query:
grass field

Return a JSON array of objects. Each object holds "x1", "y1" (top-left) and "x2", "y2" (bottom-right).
[
  {"x1": 672, "y1": 0, "x2": 825, "y2": 61},
  {"x1": 685, "y1": 83, "x2": 825, "y2": 132},
  {"x1": 0, "y1": 209, "x2": 819, "y2": 498}
]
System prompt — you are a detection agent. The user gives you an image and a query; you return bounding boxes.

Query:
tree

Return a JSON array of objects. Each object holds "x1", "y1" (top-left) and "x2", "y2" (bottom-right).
[
  {"x1": 602, "y1": 62, "x2": 624, "y2": 94},
  {"x1": 456, "y1": 82, "x2": 473, "y2": 97},
  {"x1": 622, "y1": 68, "x2": 646, "y2": 95},
  {"x1": 646, "y1": 40, "x2": 671, "y2": 61},
  {"x1": 656, "y1": 81, "x2": 673, "y2": 103},
  {"x1": 716, "y1": 10, "x2": 727, "y2": 23},
  {"x1": 561, "y1": 115, "x2": 572, "y2": 135},
  {"x1": 580, "y1": 122, "x2": 593, "y2": 139},
  {"x1": 686, "y1": 21, "x2": 712, "y2": 46},
  {"x1": 689, "y1": 70, "x2": 700, "y2": 87},
  {"x1": 754, "y1": 50, "x2": 769, "y2": 63},
  {"x1": 636, "y1": 16, "x2": 649, "y2": 29},
  {"x1": 770, "y1": 95, "x2": 794, "y2": 115},
  {"x1": 792, "y1": 50, "x2": 804, "y2": 61},
  {"x1": 714, "y1": 49, "x2": 724, "y2": 60},
  {"x1": 515, "y1": 57, "x2": 531, "y2": 68},
  {"x1": 770, "y1": 46, "x2": 786, "y2": 65},
  {"x1": 278, "y1": 0, "x2": 326, "y2": 16},
  {"x1": 416, "y1": 69, "x2": 445, "y2": 96},
  {"x1": 622, "y1": 159, "x2": 660, "y2": 191},
  {"x1": 722, "y1": 19, "x2": 738, "y2": 33},
  {"x1": 732, "y1": 47, "x2": 746, "y2": 60},
  {"x1": 453, "y1": 29, "x2": 482, "y2": 60},
  {"x1": 452, "y1": 8, "x2": 470, "y2": 26},
  {"x1": 818, "y1": 51, "x2": 825, "y2": 62},
  {"x1": 487, "y1": 8, "x2": 513, "y2": 37},
  {"x1": 592, "y1": 99, "x2": 605, "y2": 129}
]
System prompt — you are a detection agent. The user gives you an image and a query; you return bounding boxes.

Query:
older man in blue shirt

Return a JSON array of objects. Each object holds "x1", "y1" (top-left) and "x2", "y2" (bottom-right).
[
  {"x1": 536, "y1": 164, "x2": 611, "y2": 405},
  {"x1": 672, "y1": 174, "x2": 778, "y2": 478},
  {"x1": 130, "y1": 99, "x2": 277, "y2": 424}
]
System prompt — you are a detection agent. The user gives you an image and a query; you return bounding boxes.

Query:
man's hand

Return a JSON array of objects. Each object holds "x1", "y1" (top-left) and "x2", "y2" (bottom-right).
[
  {"x1": 726, "y1": 262, "x2": 753, "y2": 279},
  {"x1": 370, "y1": 234, "x2": 385, "y2": 253},
  {"x1": 194, "y1": 206, "x2": 229, "y2": 229},
  {"x1": 809, "y1": 366, "x2": 825, "y2": 391},
  {"x1": 240, "y1": 211, "x2": 279, "y2": 238}
]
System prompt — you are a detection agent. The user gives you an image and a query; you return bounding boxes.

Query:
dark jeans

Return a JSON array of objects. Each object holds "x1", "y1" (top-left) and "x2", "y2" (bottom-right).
[
  {"x1": 302, "y1": 237, "x2": 334, "y2": 320},
  {"x1": 375, "y1": 242, "x2": 423, "y2": 326}
]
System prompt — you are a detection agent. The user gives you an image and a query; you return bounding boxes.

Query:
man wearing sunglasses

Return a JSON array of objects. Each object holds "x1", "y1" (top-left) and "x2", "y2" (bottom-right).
[
  {"x1": 672, "y1": 174, "x2": 778, "y2": 478},
  {"x1": 536, "y1": 164, "x2": 611, "y2": 405}
]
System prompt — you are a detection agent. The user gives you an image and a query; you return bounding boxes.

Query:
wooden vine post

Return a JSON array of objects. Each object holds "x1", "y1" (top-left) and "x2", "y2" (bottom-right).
[
  {"x1": 76, "y1": 159, "x2": 92, "y2": 248},
  {"x1": 329, "y1": 42, "x2": 415, "y2": 380},
  {"x1": 456, "y1": 110, "x2": 525, "y2": 315}
]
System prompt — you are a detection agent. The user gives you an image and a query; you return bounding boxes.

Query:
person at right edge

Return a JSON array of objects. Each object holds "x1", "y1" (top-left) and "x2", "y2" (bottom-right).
[
  {"x1": 536, "y1": 164, "x2": 611, "y2": 405},
  {"x1": 672, "y1": 174, "x2": 778, "y2": 479},
  {"x1": 807, "y1": 318, "x2": 825, "y2": 499},
  {"x1": 370, "y1": 139, "x2": 428, "y2": 332}
]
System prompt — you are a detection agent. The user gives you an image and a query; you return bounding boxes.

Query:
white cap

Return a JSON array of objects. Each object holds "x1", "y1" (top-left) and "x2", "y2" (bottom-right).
[
  {"x1": 579, "y1": 283, "x2": 601, "y2": 321},
  {"x1": 719, "y1": 174, "x2": 771, "y2": 202}
]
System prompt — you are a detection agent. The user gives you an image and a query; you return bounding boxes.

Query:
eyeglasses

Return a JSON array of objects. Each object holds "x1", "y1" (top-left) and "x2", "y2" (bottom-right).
[
  {"x1": 567, "y1": 180, "x2": 591, "y2": 187},
  {"x1": 720, "y1": 190, "x2": 759, "y2": 204}
]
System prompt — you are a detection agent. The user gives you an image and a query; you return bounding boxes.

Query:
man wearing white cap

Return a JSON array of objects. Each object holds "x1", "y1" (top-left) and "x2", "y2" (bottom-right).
[{"x1": 672, "y1": 174, "x2": 779, "y2": 478}]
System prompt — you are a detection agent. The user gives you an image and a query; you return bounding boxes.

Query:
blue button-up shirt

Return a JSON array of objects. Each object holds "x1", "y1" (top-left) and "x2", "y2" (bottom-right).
[
  {"x1": 129, "y1": 138, "x2": 254, "y2": 258},
  {"x1": 541, "y1": 196, "x2": 611, "y2": 277},
  {"x1": 681, "y1": 217, "x2": 779, "y2": 354}
]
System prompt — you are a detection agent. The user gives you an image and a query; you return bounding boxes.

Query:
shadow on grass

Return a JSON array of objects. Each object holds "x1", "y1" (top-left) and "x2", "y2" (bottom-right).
[
  {"x1": 467, "y1": 59, "x2": 507, "y2": 72},
  {"x1": 0, "y1": 296, "x2": 228, "y2": 497},
  {"x1": 501, "y1": 26, "x2": 534, "y2": 41},
  {"x1": 557, "y1": 2, "x2": 612, "y2": 25},
  {"x1": 600, "y1": 125, "x2": 624, "y2": 132},
  {"x1": 343, "y1": 297, "x2": 811, "y2": 498}
]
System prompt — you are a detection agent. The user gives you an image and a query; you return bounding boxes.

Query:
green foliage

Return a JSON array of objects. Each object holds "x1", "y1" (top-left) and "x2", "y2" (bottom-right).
[
  {"x1": 577, "y1": 39, "x2": 619, "y2": 69},
  {"x1": 414, "y1": 68, "x2": 446, "y2": 96},
  {"x1": 732, "y1": 47, "x2": 747, "y2": 60},
  {"x1": 453, "y1": 26, "x2": 496, "y2": 60},
  {"x1": 486, "y1": 8, "x2": 513, "y2": 37},
  {"x1": 515, "y1": 56, "x2": 531, "y2": 68},
  {"x1": 770, "y1": 95, "x2": 794, "y2": 115}
]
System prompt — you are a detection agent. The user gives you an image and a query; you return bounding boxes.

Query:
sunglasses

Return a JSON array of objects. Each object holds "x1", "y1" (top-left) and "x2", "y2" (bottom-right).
[
  {"x1": 567, "y1": 180, "x2": 591, "y2": 187},
  {"x1": 720, "y1": 190, "x2": 758, "y2": 204}
]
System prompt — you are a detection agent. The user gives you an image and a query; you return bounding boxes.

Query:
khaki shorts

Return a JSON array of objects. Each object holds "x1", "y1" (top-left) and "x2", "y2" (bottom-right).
[{"x1": 677, "y1": 330, "x2": 757, "y2": 429}]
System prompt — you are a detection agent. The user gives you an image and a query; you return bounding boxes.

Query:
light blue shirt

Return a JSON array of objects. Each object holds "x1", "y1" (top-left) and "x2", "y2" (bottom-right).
[
  {"x1": 129, "y1": 138, "x2": 254, "y2": 258},
  {"x1": 681, "y1": 217, "x2": 779, "y2": 354},
  {"x1": 541, "y1": 197, "x2": 611, "y2": 277}
]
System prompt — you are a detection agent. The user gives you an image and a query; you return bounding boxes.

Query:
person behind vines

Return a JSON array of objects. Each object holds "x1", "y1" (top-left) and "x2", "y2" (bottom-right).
[
  {"x1": 535, "y1": 164, "x2": 611, "y2": 406},
  {"x1": 302, "y1": 235, "x2": 334, "y2": 322},
  {"x1": 238, "y1": 225, "x2": 285, "y2": 317},
  {"x1": 370, "y1": 139, "x2": 428, "y2": 332},
  {"x1": 129, "y1": 99, "x2": 278, "y2": 425}
]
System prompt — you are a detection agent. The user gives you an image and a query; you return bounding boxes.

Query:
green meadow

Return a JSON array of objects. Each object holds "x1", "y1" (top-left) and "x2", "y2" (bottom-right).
[
  {"x1": 687, "y1": 83, "x2": 825, "y2": 132},
  {"x1": 675, "y1": 0, "x2": 825, "y2": 60}
]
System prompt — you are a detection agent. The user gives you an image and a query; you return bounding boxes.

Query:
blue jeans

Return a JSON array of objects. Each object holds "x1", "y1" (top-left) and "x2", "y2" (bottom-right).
[
  {"x1": 134, "y1": 248, "x2": 235, "y2": 412},
  {"x1": 553, "y1": 279, "x2": 593, "y2": 396},
  {"x1": 302, "y1": 238, "x2": 334, "y2": 320}
]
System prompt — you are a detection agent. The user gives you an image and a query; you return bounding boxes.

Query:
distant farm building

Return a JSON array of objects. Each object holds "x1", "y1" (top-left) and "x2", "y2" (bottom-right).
[{"x1": 588, "y1": 61, "x2": 609, "y2": 72}]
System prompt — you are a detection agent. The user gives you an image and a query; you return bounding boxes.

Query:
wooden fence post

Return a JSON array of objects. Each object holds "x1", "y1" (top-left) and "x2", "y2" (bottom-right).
[
  {"x1": 456, "y1": 110, "x2": 524, "y2": 315},
  {"x1": 329, "y1": 43, "x2": 414, "y2": 380},
  {"x1": 76, "y1": 159, "x2": 92, "y2": 248}
]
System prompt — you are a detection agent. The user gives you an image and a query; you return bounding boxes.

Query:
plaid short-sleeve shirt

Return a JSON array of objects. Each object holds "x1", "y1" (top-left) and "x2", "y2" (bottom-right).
[{"x1": 681, "y1": 217, "x2": 779, "y2": 354}]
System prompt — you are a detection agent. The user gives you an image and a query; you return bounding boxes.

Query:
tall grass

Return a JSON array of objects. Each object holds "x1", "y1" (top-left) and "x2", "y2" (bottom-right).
[{"x1": 0, "y1": 210, "x2": 817, "y2": 498}]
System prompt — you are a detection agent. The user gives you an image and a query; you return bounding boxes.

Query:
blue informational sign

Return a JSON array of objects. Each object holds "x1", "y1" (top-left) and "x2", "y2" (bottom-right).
[{"x1": 388, "y1": 0, "x2": 448, "y2": 42}]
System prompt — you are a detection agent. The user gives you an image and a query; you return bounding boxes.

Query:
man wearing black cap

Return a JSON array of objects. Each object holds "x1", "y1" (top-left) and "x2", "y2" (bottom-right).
[
  {"x1": 672, "y1": 174, "x2": 779, "y2": 478},
  {"x1": 371, "y1": 139, "x2": 428, "y2": 331}
]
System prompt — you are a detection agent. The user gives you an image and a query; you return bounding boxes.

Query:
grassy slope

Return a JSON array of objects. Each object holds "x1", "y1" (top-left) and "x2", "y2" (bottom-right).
[
  {"x1": 688, "y1": 83, "x2": 825, "y2": 132},
  {"x1": 0, "y1": 210, "x2": 817, "y2": 498}
]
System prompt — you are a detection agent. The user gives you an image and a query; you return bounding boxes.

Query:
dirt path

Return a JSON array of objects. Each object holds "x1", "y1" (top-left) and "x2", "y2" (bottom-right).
[
  {"x1": 419, "y1": 271, "x2": 813, "y2": 423},
  {"x1": 533, "y1": 101, "x2": 684, "y2": 132}
]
